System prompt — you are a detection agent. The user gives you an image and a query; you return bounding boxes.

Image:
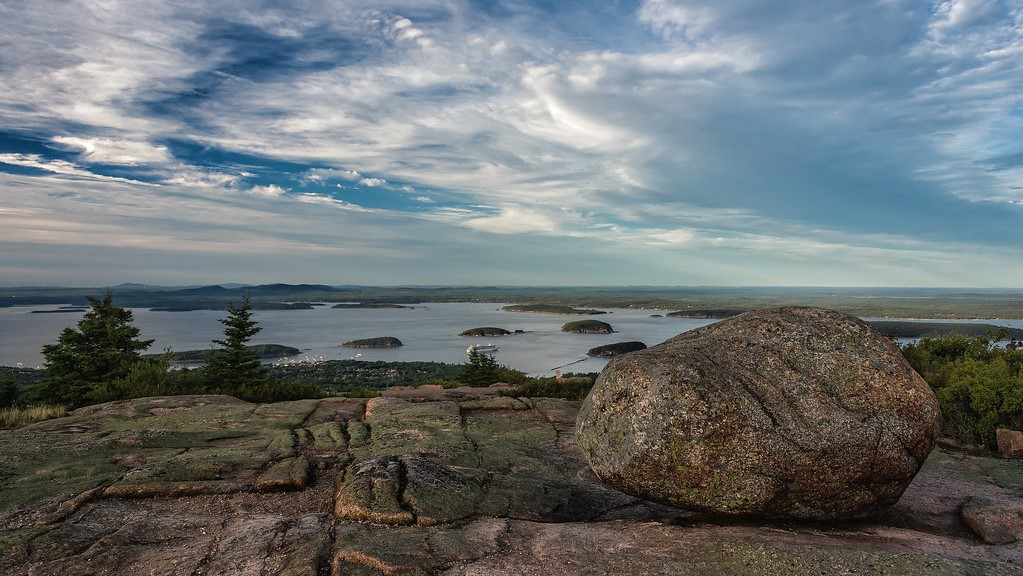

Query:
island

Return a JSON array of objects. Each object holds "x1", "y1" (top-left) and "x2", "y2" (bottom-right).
[
  {"x1": 586, "y1": 341, "x2": 647, "y2": 357},
  {"x1": 342, "y1": 337, "x2": 404, "y2": 348},
  {"x1": 503, "y1": 304, "x2": 607, "y2": 315},
  {"x1": 459, "y1": 327, "x2": 513, "y2": 337},
  {"x1": 562, "y1": 320, "x2": 614, "y2": 334},
  {"x1": 332, "y1": 303, "x2": 412, "y2": 309}
]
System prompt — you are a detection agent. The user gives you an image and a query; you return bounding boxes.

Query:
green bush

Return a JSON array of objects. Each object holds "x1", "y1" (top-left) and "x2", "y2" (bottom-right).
[
  {"x1": 901, "y1": 331, "x2": 1023, "y2": 448},
  {"x1": 500, "y1": 376, "x2": 595, "y2": 400}
]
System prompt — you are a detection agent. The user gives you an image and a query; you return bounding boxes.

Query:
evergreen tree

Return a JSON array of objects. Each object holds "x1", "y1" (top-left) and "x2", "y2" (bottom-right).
[
  {"x1": 37, "y1": 292, "x2": 154, "y2": 407},
  {"x1": 203, "y1": 295, "x2": 266, "y2": 392},
  {"x1": 459, "y1": 349, "x2": 500, "y2": 387},
  {"x1": 0, "y1": 375, "x2": 19, "y2": 407}
]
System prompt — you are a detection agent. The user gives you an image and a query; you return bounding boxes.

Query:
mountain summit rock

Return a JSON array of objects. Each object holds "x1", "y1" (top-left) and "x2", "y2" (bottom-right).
[{"x1": 576, "y1": 306, "x2": 942, "y2": 520}]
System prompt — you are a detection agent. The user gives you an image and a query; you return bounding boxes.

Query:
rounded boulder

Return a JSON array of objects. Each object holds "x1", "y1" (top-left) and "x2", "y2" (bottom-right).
[{"x1": 576, "y1": 306, "x2": 941, "y2": 520}]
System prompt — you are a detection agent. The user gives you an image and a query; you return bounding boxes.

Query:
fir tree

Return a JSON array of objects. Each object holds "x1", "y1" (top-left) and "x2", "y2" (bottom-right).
[
  {"x1": 38, "y1": 292, "x2": 154, "y2": 407},
  {"x1": 203, "y1": 295, "x2": 266, "y2": 392},
  {"x1": 459, "y1": 349, "x2": 500, "y2": 387}
]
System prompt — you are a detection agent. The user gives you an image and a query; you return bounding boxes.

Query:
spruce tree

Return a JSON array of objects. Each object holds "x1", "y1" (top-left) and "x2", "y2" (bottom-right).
[
  {"x1": 459, "y1": 349, "x2": 500, "y2": 387},
  {"x1": 203, "y1": 295, "x2": 266, "y2": 392},
  {"x1": 38, "y1": 292, "x2": 154, "y2": 407}
]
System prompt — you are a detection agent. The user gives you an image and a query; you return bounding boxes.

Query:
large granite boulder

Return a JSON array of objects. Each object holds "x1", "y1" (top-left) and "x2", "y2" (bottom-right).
[{"x1": 576, "y1": 306, "x2": 942, "y2": 520}]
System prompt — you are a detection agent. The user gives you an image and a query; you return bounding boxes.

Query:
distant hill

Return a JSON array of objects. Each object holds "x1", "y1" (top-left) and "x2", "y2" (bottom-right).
[
  {"x1": 866, "y1": 321, "x2": 1023, "y2": 340},
  {"x1": 3, "y1": 285, "x2": 1023, "y2": 319}
]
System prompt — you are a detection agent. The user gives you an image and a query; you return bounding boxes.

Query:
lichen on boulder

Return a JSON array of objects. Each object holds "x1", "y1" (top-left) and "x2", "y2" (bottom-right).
[{"x1": 576, "y1": 306, "x2": 942, "y2": 520}]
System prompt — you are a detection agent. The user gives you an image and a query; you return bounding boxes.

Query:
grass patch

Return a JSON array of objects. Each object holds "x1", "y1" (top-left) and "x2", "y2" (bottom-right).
[
  {"x1": 500, "y1": 376, "x2": 595, "y2": 400},
  {"x1": 0, "y1": 404, "x2": 67, "y2": 429}
]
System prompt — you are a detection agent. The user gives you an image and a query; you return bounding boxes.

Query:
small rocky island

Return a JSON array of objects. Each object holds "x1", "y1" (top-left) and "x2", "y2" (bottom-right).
[
  {"x1": 341, "y1": 337, "x2": 403, "y2": 348},
  {"x1": 459, "y1": 327, "x2": 513, "y2": 337},
  {"x1": 562, "y1": 319, "x2": 614, "y2": 333},
  {"x1": 586, "y1": 341, "x2": 647, "y2": 357}
]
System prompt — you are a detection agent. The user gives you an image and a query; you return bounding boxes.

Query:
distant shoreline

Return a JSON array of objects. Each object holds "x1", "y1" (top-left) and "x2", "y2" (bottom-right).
[{"x1": 2, "y1": 284, "x2": 1022, "y2": 320}]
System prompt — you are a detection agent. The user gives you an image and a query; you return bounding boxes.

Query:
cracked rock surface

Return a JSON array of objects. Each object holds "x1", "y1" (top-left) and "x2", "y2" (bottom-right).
[
  {"x1": 577, "y1": 306, "x2": 943, "y2": 519},
  {"x1": 1, "y1": 389, "x2": 1021, "y2": 575}
]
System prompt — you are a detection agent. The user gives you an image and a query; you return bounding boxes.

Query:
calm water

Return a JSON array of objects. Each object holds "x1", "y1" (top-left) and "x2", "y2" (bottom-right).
[
  {"x1": 7, "y1": 304, "x2": 1022, "y2": 376},
  {"x1": 0, "y1": 303, "x2": 717, "y2": 376}
]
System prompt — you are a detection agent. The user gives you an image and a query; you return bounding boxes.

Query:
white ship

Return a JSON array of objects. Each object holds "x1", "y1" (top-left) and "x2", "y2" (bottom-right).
[{"x1": 466, "y1": 343, "x2": 499, "y2": 355}]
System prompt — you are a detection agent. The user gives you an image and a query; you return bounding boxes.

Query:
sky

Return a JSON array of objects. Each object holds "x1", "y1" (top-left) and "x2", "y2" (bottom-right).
[{"x1": 2, "y1": 0, "x2": 1023, "y2": 288}]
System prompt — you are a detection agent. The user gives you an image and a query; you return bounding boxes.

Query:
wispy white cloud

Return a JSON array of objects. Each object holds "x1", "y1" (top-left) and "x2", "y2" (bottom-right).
[
  {"x1": 0, "y1": 153, "x2": 155, "y2": 185},
  {"x1": 2, "y1": 0, "x2": 1023, "y2": 286},
  {"x1": 51, "y1": 136, "x2": 172, "y2": 165}
]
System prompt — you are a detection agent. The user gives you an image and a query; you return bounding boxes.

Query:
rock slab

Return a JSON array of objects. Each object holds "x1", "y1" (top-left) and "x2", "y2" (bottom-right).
[
  {"x1": 4, "y1": 392, "x2": 1023, "y2": 574},
  {"x1": 577, "y1": 306, "x2": 942, "y2": 519}
]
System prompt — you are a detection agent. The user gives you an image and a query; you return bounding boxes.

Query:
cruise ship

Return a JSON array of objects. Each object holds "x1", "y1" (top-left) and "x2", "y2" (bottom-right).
[{"x1": 466, "y1": 343, "x2": 499, "y2": 355}]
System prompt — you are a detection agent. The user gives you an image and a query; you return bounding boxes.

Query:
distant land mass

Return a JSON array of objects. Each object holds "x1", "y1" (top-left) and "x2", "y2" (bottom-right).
[
  {"x1": 149, "y1": 344, "x2": 301, "y2": 363},
  {"x1": 502, "y1": 304, "x2": 607, "y2": 315},
  {"x1": 2, "y1": 284, "x2": 1023, "y2": 320},
  {"x1": 866, "y1": 321, "x2": 1023, "y2": 340},
  {"x1": 332, "y1": 303, "x2": 412, "y2": 309}
]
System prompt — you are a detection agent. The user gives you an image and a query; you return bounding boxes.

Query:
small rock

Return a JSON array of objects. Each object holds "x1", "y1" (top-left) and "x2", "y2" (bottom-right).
[
  {"x1": 961, "y1": 497, "x2": 1018, "y2": 544},
  {"x1": 996, "y1": 428, "x2": 1023, "y2": 458}
]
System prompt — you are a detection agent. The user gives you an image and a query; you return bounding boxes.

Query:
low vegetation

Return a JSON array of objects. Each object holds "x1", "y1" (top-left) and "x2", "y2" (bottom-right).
[
  {"x1": 271, "y1": 360, "x2": 463, "y2": 393},
  {"x1": 0, "y1": 404, "x2": 66, "y2": 429},
  {"x1": 901, "y1": 330, "x2": 1023, "y2": 449},
  {"x1": 500, "y1": 373, "x2": 597, "y2": 400}
]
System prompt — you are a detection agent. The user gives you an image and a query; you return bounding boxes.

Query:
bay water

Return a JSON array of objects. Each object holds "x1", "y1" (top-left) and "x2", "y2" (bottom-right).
[
  {"x1": 6, "y1": 303, "x2": 1022, "y2": 376},
  {"x1": 0, "y1": 303, "x2": 716, "y2": 376}
]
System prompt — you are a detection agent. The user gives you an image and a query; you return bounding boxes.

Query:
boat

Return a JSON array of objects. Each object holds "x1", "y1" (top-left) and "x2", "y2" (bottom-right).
[{"x1": 466, "y1": 343, "x2": 499, "y2": 355}]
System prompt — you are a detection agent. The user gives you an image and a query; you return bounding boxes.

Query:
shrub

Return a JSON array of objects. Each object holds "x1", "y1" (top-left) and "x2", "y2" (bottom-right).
[
  {"x1": 500, "y1": 376, "x2": 595, "y2": 400},
  {"x1": 901, "y1": 331, "x2": 1023, "y2": 448}
]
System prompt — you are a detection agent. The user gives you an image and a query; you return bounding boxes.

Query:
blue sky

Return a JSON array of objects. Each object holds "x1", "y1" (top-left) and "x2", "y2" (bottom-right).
[{"x1": 2, "y1": 0, "x2": 1022, "y2": 287}]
